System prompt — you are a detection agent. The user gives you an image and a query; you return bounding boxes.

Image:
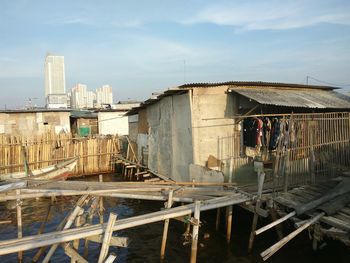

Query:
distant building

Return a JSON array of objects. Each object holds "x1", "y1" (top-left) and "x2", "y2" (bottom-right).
[
  {"x1": 71, "y1": 83, "x2": 96, "y2": 109},
  {"x1": 98, "y1": 101, "x2": 140, "y2": 136},
  {"x1": 0, "y1": 109, "x2": 71, "y2": 136},
  {"x1": 96, "y1": 85, "x2": 113, "y2": 108},
  {"x1": 45, "y1": 54, "x2": 67, "y2": 108}
]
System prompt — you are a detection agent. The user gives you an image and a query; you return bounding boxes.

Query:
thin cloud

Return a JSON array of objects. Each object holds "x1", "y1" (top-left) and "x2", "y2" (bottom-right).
[{"x1": 183, "y1": 1, "x2": 350, "y2": 30}]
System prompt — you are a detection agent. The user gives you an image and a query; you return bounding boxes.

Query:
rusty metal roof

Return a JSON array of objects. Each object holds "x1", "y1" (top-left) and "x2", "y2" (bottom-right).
[{"x1": 229, "y1": 87, "x2": 350, "y2": 108}]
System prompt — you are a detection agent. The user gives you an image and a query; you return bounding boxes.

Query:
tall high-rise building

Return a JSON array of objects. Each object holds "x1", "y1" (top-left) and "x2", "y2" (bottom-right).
[
  {"x1": 71, "y1": 83, "x2": 95, "y2": 109},
  {"x1": 95, "y1": 85, "x2": 113, "y2": 107},
  {"x1": 45, "y1": 54, "x2": 66, "y2": 96},
  {"x1": 45, "y1": 54, "x2": 67, "y2": 108}
]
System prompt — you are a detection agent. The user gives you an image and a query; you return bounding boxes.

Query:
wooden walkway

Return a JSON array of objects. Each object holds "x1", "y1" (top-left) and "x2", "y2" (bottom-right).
[
  {"x1": 273, "y1": 178, "x2": 350, "y2": 247},
  {"x1": 0, "y1": 179, "x2": 252, "y2": 263}
]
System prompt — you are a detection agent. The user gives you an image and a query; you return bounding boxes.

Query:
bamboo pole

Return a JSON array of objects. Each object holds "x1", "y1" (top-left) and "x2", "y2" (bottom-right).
[
  {"x1": 72, "y1": 207, "x2": 84, "y2": 263},
  {"x1": 255, "y1": 211, "x2": 296, "y2": 236},
  {"x1": 42, "y1": 195, "x2": 88, "y2": 263},
  {"x1": 160, "y1": 190, "x2": 174, "y2": 261},
  {"x1": 16, "y1": 189, "x2": 23, "y2": 263},
  {"x1": 104, "y1": 253, "x2": 117, "y2": 263},
  {"x1": 261, "y1": 212, "x2": 325, "y2": 261},
  {"x1": 190, "y1": 201, "x2": 201, "y2": 263},
  {"x1": 99, "y1": 174, "x2": 104, "y2": 224},
  {"x1": 0, "y1": 194, "x2": 250, "y2": 256},
  {"x1": 248, "y1": 171, "x2": 265, "y2": 252},
  {"x1": 226, "y1": 206, "x2": 233, "y2": 243},
  {"x1": 98, "y1": 213, "x2": 117, "y2": 263},
  {"x1": 215, "y1": 208, "x2": 220, "y2": 231}
]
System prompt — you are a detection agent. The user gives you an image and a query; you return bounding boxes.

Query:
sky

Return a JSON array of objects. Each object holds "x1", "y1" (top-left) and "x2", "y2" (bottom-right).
[{"x1": 0, "y1": 0, "x2": 350, "y2": 108}]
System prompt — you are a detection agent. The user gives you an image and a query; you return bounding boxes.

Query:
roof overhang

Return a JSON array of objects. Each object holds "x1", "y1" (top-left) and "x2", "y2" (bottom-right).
[{"x1": 228, "y1": 87, "x2": 350, "y2": 109}]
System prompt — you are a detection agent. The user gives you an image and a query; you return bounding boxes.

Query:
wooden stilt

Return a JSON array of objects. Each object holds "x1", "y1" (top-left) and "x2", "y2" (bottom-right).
[
  {"x1": 226, "y1": 206, "x2": 232, "y2": 243},
  {"x1": 190, "y1": 201, "x2": 201, "y2": 263},
  {"x1": 98, "y1": 213, "x2": 117, "y2": 263},
  {"x1": 16, "y1": 189, "x2": 23, "y2": 263},
  {"x1": 215, "y1": 208, "x2": 220, "y2": 231},
  {"x1": 160, "y1": 190, "x2": 174, "y2": 261},
  {"x1": 248, "y1": 171, "x2": 265, "y2": 252},
  {"x1": 99, "y1": 174, "x2": 104, "y2": 224}
]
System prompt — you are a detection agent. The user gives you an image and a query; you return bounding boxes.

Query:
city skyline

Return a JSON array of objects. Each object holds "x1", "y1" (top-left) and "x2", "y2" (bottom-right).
[{"x1": 0, "y1": 0, "x2": 350, "y2": 108}]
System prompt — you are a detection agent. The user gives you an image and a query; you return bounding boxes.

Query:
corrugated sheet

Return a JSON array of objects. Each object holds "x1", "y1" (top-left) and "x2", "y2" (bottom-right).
[
  {"x1": 229, "y1": 87, "x2": 350, "y2": 108},
  {"x1": 179, "y1": 81, "x2": 337, "y2": 90}
]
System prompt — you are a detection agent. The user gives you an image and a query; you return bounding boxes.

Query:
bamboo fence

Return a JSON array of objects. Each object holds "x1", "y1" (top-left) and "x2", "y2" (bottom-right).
[
  {"x1": 0, "y1": 132, "x2": 120, "y2": 176},
  {"x1": 218, "y1": 112, "x2": 350, "y2": 186}
]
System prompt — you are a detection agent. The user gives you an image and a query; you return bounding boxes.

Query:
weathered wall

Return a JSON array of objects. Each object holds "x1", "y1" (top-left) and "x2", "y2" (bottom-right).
[
  {"x1": 147, "y1": 93, "x2": 193, "y2": 181},
  {"x1": 98, "y1": 111, "x2": 129, "y2": 135},
  {"x1": 0, "y1": 111, "x2": 70, "y2": 136},
  {"x1": 128, "y1": 114, "x2": 139, "y2": 143},
  {"x1": 191, "y1": 86, "x2": 236, "y2": 180}
]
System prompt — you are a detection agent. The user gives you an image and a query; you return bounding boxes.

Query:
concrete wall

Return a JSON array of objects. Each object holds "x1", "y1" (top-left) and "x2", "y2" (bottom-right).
[
  {"x1": 191, "y1": 86, "x2": 236, "y2": 180},
  {"x1": 146, "y1": 93, "x2": 193, "y2": 181},
  {"x1": 98, "y1": 111, "x2": 129, "y2": 135},
  {"x1": 128, "y1": 114, "x2": 139, "y2": 143},
  {"x1": 0, "y1": 111, "x2": 70, "y2": 136}
]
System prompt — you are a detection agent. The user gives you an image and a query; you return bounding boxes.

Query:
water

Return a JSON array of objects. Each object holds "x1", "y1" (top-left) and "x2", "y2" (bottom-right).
[{"x1": 0, "y1": 174, "x2": 349, "y2": 262}]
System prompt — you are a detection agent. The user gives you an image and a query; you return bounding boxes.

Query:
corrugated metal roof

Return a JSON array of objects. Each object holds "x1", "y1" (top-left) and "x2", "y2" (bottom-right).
[
  {"x1": 179, "y1": 81, "x2": 338, "y2": 90},
  {"x1": 229, "y1": 87, "x2": 350, "y2": 108}
]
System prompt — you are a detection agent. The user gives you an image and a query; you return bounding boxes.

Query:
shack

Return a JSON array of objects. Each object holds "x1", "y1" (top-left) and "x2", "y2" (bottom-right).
[
  {"x1": 0, "y1": 109, "x2": 71, "y2": 136},
  {"x1": 127, "y1": 81, "x2": 350, "y2": 183},
  {"x1": 70, "y1": 110, "x2": 98, "y2": 137},
  {"x1": 98, "y1": 101, "x2": 140, "y2": 136}
]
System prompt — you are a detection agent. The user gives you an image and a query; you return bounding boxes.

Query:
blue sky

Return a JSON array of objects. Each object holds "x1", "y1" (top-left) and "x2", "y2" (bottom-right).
[{"x1": 0, "y1": 0, "x2": 350, "y2": 108}]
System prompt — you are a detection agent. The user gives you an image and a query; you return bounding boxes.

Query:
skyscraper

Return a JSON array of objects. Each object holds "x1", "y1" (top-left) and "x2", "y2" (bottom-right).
[
  {"x1": 45, "y1": 54, "x2": 67, "y2": 108},
  {"x1": 95, "y1": 85, "x2": 113, "y2": 108},
  {"x1": 45, "y1": 54, "x2": 66, "y2": 96},
  {"x1": 71, "y1": 83, "x2": 95, "y2": 109}
]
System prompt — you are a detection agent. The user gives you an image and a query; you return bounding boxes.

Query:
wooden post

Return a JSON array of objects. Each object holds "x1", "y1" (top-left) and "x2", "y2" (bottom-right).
[
  {"x1": 248, "y1": 171, "x2": 265, "y2": 252},
  {"x1": 190, "y1": 201, "x2": 201, "y2": 263},
  {"x1": 98, "y1": 213, "x2": 117, "y2": 263},
  {"x1": 226, "y1": 206, "x2": 232, "y2": 243},
  {"x1": 99, "y1": 174, "x2": 104, "y2": 224},
  {"x1": 215, "y1": 208, "x2": 220, "y2": 231},
  {"x1": 160, "y1": 190, "x2": 174, "y2": 261},
  {"x1": 16, "y1": 189, "x2": 23, "y2": 263}
]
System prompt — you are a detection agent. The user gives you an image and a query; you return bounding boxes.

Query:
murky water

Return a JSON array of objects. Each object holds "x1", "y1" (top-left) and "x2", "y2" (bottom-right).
[{"x1": 0, "y1": 174, "x2": 349, "y2": 262}]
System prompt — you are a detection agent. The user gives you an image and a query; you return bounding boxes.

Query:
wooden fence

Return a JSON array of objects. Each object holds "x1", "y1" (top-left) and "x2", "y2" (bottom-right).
[{"x1": 0, "y1": 132, "x2": 120, "y2": 176}]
